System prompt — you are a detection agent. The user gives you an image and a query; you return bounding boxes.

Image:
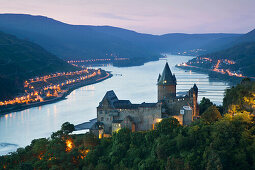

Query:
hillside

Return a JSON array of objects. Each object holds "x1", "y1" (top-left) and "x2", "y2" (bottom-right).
[
  {"x1": 204, "y1": 42, "x2": 255, "y2": 77},
  {"x1": 0, "y1": 31, "x2": 76, "y2": 101},
  {"x1": 182, "y1": 29, "x2": 255, "y2": 80},
  {"x1": 0, "y1": 14, "x2": 242, "y2": 61}
]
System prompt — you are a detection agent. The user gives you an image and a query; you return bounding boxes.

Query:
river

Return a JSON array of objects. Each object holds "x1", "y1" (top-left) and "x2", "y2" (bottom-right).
[{"x1": 0, "y1": 55, "x2": 230, "y2": 155}]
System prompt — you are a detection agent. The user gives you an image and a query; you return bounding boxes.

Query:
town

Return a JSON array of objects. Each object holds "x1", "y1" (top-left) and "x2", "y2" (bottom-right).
[{"x1": 0, "y1": 68, "x2": 111, "y2": 113}]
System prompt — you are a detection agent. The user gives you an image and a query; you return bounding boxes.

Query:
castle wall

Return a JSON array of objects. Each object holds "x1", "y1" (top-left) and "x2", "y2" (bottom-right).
[
  {"x1": 163, "y1": 96, "x2": 193, "y2": 115},
  {"x1": 97, "y1": 103, "x2": 161, "y2": 134},
  {"x1": 97, "y1": 108, "x2": 117, "y2": 134}
]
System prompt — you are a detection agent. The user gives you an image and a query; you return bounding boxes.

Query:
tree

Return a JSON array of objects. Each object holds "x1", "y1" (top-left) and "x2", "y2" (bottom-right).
[
  {"x1": 201, "y1": 106, "x2": 222, "y2": 123},
  {"x1": 156, "y1": 118, "x2": 180, "y2": 135},
  {"x1": 61, "y1": 122, "x2": 75, "y2": 135},
  {"x1": 199, "y1": 97, "x2": 214, "y2": 115}
]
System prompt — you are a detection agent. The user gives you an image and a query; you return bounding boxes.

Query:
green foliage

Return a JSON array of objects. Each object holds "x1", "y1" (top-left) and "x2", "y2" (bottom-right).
[
  {"x1": 201, "y1": 105, "x2": 222, "y2": 123},
  {"x1": 1, "y1": 113, "x2": 255, "y2": 169},
  {"x1": 199, "y1": 97, "x2": 214, "y2": 115},
  {"x1": 156, "y1": 117, "x2": 180, "y2": 134},
  {"x1": 61, "y1": 122, "x2": 75, "y2": 135},
  {"x1": 223, "y1": 79, "x2": 255, "y2": 113}
]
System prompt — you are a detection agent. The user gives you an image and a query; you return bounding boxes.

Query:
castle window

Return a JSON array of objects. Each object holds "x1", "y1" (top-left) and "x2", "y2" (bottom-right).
[{"x1": 101, "y1": 117, "x2": 104, "y2": 121}]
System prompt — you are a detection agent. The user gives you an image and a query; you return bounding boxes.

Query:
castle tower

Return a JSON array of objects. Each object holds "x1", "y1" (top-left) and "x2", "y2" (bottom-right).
[
  {"x1": 157, "y1": 62, "x2": 177, "y2": 102},
  {"x1": 192, "y1": 84, "x2": 199, "y2": 117}
]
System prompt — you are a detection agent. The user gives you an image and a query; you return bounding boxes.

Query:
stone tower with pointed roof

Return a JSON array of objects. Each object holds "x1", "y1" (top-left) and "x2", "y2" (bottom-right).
[
  {"x1": 91, "y1": 62, "x2": 199, "y2": 138},
  {"x1": 157, "y1": 62, "x2": 199, "y2": 120},
  {"x1": 157, "y1": 62, "x2": 177, "y2": 101}
]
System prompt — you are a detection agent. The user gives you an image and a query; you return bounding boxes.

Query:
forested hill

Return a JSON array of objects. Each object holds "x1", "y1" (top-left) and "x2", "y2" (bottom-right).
[
  {"x1": 1, "y1": 79, "x2": 254, "y2": 169},
  {"x1": 184, "y1": 29, "x2": 255, "y2": 79},
  {"x1": 201, "y1": 42, "x2": 255, "y2": 77},
  {"x1": 0, "y1": 31, "x2": 76, "y2": 101},
  {"x1": 0, "y1": 14, "x2": 242, "y2": 60}
]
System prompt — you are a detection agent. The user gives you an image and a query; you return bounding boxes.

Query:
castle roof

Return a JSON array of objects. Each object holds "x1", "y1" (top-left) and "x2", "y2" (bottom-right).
[
  {"x1": 98, "y1": 90, "x2": 158, "y2": 109},
  {"x1": 113, "y1": 100, "x2": 132, "y2": 108},
  {"x1": 157, "y1": 62, "x2": 176, "y2": 85},
  {"x1": 99, "y1": 90, "x2": 118, "y2": 108},
  {"x1": 193, "y1": 84, "x2": 198, "y2": 92}
]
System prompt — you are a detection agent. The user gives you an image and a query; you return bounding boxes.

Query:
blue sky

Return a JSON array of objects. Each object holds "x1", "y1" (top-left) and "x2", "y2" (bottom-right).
[{"x1": 1, "y1": 0, "x2": 255, "y2": 34}]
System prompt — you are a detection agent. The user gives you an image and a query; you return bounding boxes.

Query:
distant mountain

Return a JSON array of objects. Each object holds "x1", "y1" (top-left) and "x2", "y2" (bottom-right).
[
  {"x1": 0, "y1": 14, "x2": 242, "y2": 61},
  {"x1": 203, "y1": 29, "x2": 255, "y2": 53},
  {"x1": 0, "y1": 31, "x2": 76, "y2": 100}
]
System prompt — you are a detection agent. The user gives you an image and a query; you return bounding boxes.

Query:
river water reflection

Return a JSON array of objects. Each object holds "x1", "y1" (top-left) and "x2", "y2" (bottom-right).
[{"x1": 0, "y1": 55, "x2": 230, "y2": 155}]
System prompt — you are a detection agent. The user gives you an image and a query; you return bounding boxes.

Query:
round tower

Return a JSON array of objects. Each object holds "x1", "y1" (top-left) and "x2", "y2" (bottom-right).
[{"x1": 157, "y1": 62, "x2": 177, "y2": 102}]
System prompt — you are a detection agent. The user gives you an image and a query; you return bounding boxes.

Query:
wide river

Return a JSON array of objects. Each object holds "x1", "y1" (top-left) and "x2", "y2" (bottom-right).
[{"x1": 0, "y1": 55, "x2": 230, "y2": 155}]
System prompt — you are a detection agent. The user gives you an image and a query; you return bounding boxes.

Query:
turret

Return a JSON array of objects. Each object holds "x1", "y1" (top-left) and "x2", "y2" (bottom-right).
[
  {"x1": 157, "y1": 62, "x2": 177, "y2": 101},
  {"x1": 192, "y1": 84, "x2": 199, "y2": 117},
  {"x1": 193, "y1": 84, "x2": 198, "y2": 96}
]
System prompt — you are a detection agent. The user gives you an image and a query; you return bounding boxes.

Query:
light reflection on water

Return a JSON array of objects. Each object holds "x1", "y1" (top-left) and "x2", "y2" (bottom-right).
[{"x1": 0, "y1": 55, "x2": 230, "y2": 155}]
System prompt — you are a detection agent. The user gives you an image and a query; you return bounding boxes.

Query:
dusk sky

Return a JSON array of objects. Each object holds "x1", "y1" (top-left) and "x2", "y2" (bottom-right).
[{"x1": 1, "y1": 0, "x2": 255, "y2": 34}]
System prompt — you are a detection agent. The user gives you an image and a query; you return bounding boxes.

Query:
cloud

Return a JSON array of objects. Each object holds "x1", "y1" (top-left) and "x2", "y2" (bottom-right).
[{"x1": 95, "y1": 12, "x2": 137, "y2": 21}]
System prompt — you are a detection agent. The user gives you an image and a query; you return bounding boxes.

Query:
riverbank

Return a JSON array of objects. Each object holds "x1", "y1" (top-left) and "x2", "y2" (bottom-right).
[
  {"x1": 71, "y1": 55, "x2": 164, "y2": 68},
  {"x1": 0, "y1": 72, "x2": 112, "y2": 115},
  {"x1": 176, "y1": 65, "x2": 244, "y2": 85}
]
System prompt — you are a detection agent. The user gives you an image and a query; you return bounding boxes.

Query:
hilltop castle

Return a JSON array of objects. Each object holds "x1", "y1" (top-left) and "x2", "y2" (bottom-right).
[{"x1": 90, "y1": 63, "x2": 199, "y2": 138}]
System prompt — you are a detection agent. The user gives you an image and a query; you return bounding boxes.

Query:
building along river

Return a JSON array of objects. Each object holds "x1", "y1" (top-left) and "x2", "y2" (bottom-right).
[{"x1": 0, "y1": 55, "x2": 230, "y2": 155}]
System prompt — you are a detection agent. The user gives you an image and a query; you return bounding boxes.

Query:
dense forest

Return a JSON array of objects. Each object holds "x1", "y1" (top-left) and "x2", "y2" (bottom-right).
[{"x1": 1, "y1": 79, "x2": 254, "y2": 170}]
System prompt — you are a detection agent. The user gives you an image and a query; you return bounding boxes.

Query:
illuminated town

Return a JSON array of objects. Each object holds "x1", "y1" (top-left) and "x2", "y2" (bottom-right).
[
  {"x1": 67, "y1": 57, "x2": 129, "y2": 65},
  {"x1": 176, "y1": 57, "x2": 251, "y2": 78},
  {"x1": 0, "y1": 68, "x2": 111, "y2": 110}
]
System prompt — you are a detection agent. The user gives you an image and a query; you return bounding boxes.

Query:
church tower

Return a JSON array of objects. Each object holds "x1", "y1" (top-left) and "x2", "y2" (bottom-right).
[{"x1": 157, "y1": 62, "x2": 177, "y2": 102}]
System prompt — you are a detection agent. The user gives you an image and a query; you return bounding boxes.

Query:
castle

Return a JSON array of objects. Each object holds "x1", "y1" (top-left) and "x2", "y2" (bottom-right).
[{"x1": 90, "y1": 63, "x2": 199, "y2": 138}]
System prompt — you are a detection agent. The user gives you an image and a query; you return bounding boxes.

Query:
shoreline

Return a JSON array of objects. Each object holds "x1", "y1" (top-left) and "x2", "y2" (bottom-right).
[
  {"x1": 0, "y1": 72, "x2": 113, "y2": 116},
  {"x1": 175, "y1": 65, "x2": 244, "y2": 85}
]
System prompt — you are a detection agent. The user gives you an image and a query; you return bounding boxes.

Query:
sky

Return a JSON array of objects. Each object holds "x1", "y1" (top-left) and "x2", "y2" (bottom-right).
[{"x1": 0, "y1": 0, "x2": 255, "y2": 35}]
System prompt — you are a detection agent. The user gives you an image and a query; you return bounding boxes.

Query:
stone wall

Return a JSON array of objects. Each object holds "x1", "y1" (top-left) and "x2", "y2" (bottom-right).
[
  {"x1": 163, "y1": 96, "x2": 194, "y2": 115},
  {"x1": 97, "y1": 103, "x2": 161, "y2": 134}
]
